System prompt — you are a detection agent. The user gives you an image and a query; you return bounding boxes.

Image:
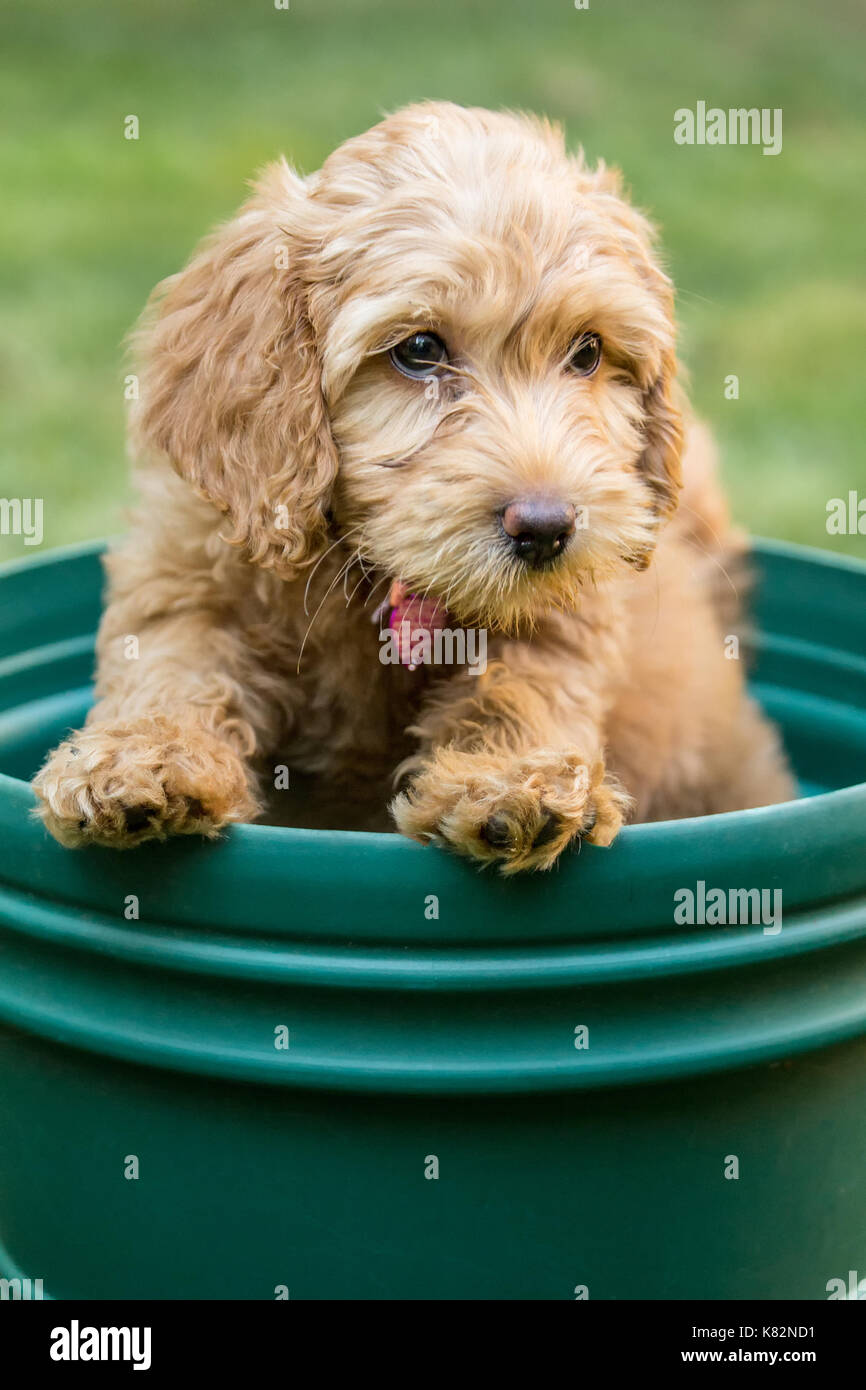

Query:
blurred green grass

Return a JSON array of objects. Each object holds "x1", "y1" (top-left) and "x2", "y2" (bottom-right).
[{"x1": 0, "y1": 0, "x2": 863, "y2": 558}]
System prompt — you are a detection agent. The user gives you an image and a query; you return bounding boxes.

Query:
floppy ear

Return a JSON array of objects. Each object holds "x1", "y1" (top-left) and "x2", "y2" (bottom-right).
[
  {"x1": 621, "y1": 357, "x2": 683, "y2": 572},
  {"x1": 574, "y1": 160, "x2": 684, "y2": 530},
  {"x1": 131, "y1": 164, "x2": 339, "y2": 578},
  {"x1": 638, "y1": 351, "x2": 684, "y2": 521}
]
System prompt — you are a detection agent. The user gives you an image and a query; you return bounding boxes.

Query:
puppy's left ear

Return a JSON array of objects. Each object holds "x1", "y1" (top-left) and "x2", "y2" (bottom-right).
[
  {"x1": 638, "y1": 349, "x2": 684, "y2": 521},
  {"x1": 574, "y1": 159, "x2": 684, "y2": 531}
]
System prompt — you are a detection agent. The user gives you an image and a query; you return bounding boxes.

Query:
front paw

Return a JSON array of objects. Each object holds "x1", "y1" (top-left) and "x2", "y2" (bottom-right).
[
  {"x1": 391, "y1": 747, "x2": 630, "y2": 873},
  {"x1": 32, "y1": 714, "x2": 259, "y2": 849}
]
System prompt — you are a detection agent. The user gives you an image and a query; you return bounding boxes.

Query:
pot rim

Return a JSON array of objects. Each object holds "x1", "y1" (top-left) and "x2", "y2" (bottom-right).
[{"x1": 0, "y1": 536, "x2": 864, "y2": 946}]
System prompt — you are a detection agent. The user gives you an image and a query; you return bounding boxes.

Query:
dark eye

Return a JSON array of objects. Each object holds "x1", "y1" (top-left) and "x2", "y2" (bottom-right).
[
  {"x1": 389, "y1": 331, "x2": 449, "y2": 379},
  {"x1": 568, "y1": 332, "x2": 602, "y2": 376}
]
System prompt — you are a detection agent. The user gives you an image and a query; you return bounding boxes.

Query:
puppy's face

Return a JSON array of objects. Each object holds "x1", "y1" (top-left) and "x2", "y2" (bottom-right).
[
  {"x1": 313, "y1": 107, "x2": 682, "y2": 628},
  {"x1": 134, "y1": 104, "x2": 682, "y2": 627}
]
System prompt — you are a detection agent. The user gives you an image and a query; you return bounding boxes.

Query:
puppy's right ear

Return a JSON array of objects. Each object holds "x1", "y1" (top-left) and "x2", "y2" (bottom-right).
[{"x1": 131, "y1": 162, "x2": 338, "y2": 578}]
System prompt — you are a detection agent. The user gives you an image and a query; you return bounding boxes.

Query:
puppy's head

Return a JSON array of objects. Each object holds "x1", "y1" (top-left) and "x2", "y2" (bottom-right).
[{"x1": 134, "y1": 102, "x2": 682, "y2": 628}]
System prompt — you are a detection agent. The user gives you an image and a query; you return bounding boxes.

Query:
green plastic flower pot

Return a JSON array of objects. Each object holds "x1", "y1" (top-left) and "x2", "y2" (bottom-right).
[{"x1": 0, "y1": 538, "x2": 864, "y2": 1300}]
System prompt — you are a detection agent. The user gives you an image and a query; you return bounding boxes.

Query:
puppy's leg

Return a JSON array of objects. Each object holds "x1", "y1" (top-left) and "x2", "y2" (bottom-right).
[
  {"x1": 33, "y1": 608, "x2": 266, "y2": 849},
  {"x1": 391, "y1": 646, "x2": 631, "y2": 873}
]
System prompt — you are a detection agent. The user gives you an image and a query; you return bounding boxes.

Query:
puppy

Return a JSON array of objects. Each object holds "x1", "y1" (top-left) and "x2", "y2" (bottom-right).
[{"x1": 33, "y1": 102, "x2": 795, "y2": 871}]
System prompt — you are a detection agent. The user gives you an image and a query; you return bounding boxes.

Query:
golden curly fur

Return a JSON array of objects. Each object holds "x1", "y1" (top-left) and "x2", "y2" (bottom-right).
[{"x1": 33, "y1": 102, "x2": 795, "y2": 871}]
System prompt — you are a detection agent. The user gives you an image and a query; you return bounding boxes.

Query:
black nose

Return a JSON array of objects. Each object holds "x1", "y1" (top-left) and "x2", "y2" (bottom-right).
[{"x1": 501, "y1": 496, "x2": 577, "y2": 568}]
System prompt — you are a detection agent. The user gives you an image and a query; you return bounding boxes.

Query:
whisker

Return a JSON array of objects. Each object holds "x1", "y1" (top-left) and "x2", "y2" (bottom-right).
[
  {"x1": 345, "y1": 559, "x2": 372, "y2": 608},
  {"x1": 297, "y1": 549, "x2": 358, "y2": 673},
  {"x1": 303, "y1": 525, "x2": 362, "y2": 616},
  {"x1": 675, "y1": 501, "x2": 742, "y2": 601},
  {"x1": 342, "y1": 549, "x2": 361, "y2": 600},
  {"x1": 363, "y1": 570, "x2": 394, "y2": 612},
  {"x1": 345, "y1": 546, "x2": 383, "y2": 609}
]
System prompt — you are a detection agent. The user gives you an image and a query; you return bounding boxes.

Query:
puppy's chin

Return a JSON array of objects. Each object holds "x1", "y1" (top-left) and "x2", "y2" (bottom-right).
[
  {"x1": 374, "y1": 543, "x2": 641, "y2": 636},
  {"x1": 466, "y1": 568, "x2": 586, "y2": 634}
]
